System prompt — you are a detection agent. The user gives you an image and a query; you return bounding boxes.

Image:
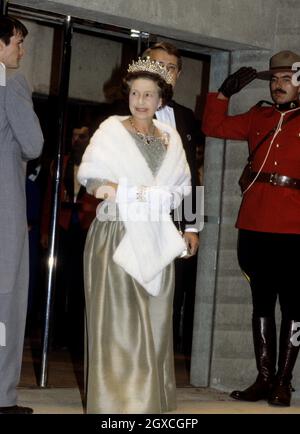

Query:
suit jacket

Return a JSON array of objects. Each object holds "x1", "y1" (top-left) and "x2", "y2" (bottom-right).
[
  {"x1": 0, "y1": 73, "x2": 44, "y2": 294},
  {"x1": 172, "y1": 101, "x2": 201, "y2": 188},
  {"x1": 171, "y1": 100, "x2": 202, "y2": 230}
]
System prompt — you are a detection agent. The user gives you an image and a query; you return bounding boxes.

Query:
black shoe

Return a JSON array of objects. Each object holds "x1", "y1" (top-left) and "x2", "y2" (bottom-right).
[
  {"x1": 268, "y1": 319, "x2": 300, "y2": 407},
  {"x1": 252, "y1": 317, "x2": 277, "y2": 381},
  {"x1": 0, "y1": 405, "x2": 33, "y2": 414},
  {"x1": 231, "y1": 317, "x2": 277, "y2": 402},
  {"x1": 268, "y1": 382, "x2": 292, "y2": 407},
  {"x1": 230, "y1": 375, "x2": 272, "y2": 402}
]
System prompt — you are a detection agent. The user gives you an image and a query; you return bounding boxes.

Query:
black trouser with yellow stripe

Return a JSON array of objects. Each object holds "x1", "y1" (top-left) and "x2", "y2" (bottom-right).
[
  {"x1": 238, "y1": 229, "x2": 300, "y2": 319},
  {"x1": 231, "y1": 230, "x2": 300, "y2": 405}
]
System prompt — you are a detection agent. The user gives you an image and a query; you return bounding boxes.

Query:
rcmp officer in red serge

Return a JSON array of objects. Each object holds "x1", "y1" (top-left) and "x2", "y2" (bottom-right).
[{"x1": 202, "y1": 50, "x2": 300, "y2": 407}]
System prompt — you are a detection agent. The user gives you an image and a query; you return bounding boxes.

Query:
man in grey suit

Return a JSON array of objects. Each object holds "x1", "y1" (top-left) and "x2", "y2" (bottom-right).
[{"x1": 0, "y1": 16, "x2": 43, "y2": 414}]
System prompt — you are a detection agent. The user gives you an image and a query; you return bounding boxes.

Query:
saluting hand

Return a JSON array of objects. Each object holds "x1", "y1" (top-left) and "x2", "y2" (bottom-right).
[{"x1": 218, "y1": 67, "x2": 257, "y2": 98}]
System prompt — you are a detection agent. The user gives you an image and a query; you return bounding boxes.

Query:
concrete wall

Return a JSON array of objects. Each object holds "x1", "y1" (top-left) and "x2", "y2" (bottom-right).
[
  {"x1": 274, "y1": 0, "x2": 300, "y2": 52},
  {"x1": 13, "y1": 0, "x2": 277, "y2": 50}
]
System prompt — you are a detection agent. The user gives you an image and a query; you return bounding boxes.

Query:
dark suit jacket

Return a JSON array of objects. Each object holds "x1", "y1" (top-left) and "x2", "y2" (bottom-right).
[{"x1": 171, "y1": 100, "x2": 203, "y2": 230}]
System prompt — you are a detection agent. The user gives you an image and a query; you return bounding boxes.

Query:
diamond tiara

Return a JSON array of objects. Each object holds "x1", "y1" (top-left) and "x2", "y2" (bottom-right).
[{"x1": 127, "y1": 57, "x2": 173, "y2": 85}]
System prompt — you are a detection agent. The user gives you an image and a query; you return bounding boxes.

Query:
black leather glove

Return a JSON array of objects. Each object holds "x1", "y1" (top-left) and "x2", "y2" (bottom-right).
[{"x1": 218, "y1": 67, "x2": 257, "y2": 98}]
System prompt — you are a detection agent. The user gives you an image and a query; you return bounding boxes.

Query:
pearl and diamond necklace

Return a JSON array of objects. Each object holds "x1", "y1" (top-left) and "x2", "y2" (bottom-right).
[{"x1": 129, "y1": 117, "x2": 156, "y2": 145}]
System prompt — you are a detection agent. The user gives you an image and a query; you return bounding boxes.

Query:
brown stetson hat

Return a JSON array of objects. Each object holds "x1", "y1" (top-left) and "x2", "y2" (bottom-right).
[{"x1": 257, "y1": 50, "x2": 300, "y2": 80}]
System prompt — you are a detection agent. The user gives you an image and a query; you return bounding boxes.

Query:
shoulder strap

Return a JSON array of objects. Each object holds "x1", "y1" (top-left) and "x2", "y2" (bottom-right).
[
  {"x1": 255, "y1": 100, "x2": 273, "y2": 107},
  {"x1": 248, "y1": 108, "x2": 300, "y2": 162}
]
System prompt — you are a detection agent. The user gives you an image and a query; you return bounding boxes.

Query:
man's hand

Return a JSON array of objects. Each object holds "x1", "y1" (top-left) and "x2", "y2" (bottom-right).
[
  {"x1": 40, "y1": 233, "x2": 49, "y2": 250},
  {"x1": 183, "y1": 232, "x2": 199, "y2": 257},
  {"x1": 218, "y1": 67, "x2": 257, "y2": 98}
]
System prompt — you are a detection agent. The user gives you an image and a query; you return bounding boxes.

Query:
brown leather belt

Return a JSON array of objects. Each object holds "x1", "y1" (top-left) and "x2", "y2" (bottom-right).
[{"x1": 251, "y1": 171, "x2": 300, "y2": 189}]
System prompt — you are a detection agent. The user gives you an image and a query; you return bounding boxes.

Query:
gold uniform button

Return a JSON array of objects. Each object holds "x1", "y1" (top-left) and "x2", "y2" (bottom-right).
[{"x1": 274, "y1": 161, "x2": 278, "y2": 166}]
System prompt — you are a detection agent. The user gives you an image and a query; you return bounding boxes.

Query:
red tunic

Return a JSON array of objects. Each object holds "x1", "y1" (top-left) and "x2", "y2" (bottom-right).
[{"x1": 202, "y1": 93, "x2": 300, "y2": 234}]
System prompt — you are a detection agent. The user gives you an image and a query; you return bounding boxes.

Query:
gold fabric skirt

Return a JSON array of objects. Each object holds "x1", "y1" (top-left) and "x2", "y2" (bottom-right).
[{"x1": 84, "y1": 219, "x2": 177, "y2": 414}]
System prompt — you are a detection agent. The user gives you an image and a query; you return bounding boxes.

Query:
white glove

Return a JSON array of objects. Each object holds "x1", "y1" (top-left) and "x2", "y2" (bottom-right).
[
  {"x1": 115, "y1": 183, "x2": 137, "y2": 204},
  {"x1": 116, "y1": 184, "x2": 173, "y2": 212},
  {"x1": 144, "y1": 186, "x2": 173, "y2": 212}
]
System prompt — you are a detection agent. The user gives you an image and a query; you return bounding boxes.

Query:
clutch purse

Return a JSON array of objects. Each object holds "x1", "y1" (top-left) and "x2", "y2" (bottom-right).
[
  {"x1": 176, "y1": 208, "x2": 192, "y2": 259},
  {"x1": 177, "y1": 230, "x2": 192, "y2": 258}
]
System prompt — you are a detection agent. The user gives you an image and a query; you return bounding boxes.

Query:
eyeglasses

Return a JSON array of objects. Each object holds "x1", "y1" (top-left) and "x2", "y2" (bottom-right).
[
  {"x1": 157, "y1": 61, "x2": 178, "y2": 73},
  {"x1": 73, "y1": 133, "x2": 89, "y2": 140}
]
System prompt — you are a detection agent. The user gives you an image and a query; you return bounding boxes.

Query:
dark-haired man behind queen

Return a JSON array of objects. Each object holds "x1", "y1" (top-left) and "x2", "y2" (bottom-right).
[{"x1": 143, "y1": 42, "x2": 202, "y2": 357}]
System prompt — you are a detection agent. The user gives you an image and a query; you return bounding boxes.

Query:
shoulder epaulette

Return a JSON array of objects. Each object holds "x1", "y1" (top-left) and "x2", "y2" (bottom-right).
[{"x1": 255, "y1": 100, "x2": 273, "y2": 107}]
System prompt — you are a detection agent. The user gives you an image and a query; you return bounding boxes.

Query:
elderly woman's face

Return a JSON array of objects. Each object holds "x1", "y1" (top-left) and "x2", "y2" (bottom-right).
[{"x1": 129, "y1": 78, "x2": 162, "y2": 121}]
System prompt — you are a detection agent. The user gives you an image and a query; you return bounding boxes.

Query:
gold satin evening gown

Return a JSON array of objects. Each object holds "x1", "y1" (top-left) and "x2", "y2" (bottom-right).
[{"x1": 83, "y1": 132, "x2": 177, "y2": 414}]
